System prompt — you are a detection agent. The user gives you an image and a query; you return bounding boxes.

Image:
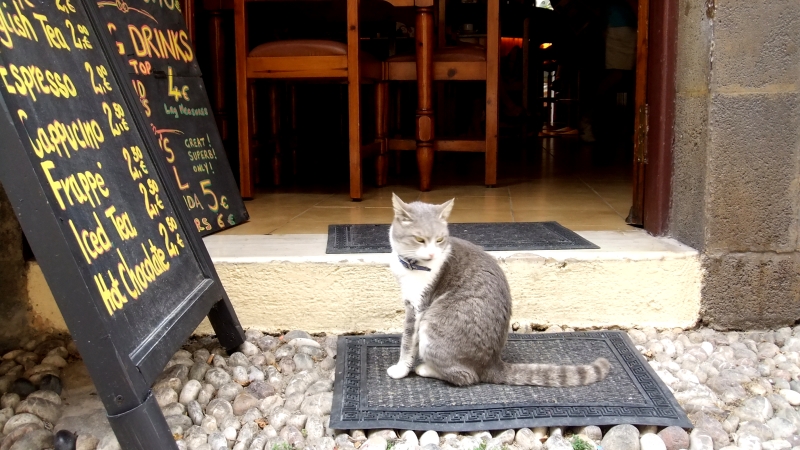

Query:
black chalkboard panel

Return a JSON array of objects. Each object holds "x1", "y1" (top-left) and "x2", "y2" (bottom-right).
[
  {"x1": 95, "y1": 0, "x2": 249, "y2": 236},
  {"x1": 0, "y1": 0, "x2": 244, "y2": 446}
]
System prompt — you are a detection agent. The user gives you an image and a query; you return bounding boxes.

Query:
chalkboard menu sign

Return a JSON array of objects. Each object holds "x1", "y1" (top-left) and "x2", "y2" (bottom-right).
[
  {"x1": 93, "y1": 0, "x2": 248, "y2": 236},
  {"x1": 0, "y1": 0, "x2": 244, "y2": 446}
]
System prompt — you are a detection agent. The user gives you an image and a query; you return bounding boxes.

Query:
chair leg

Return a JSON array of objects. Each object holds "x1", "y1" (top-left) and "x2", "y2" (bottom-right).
[
  {"x1": 347, "y1": 82, "x2": 363, "y2": 200},
  {"x1": 268, "y1": 83, "x2": 282, "y2": 186},
  {"x1": 485, "y1": 0, "x2": 499, "y2": 187},
  {"x1": 289, "y1": 84, "x2": 298, "y2": 177},
  {"x1": 394, "y1": 85, "x2": 403, "y2": 175},
  {"x1": 247, "y1": 81, "x2": 259, "y2": 186},
  {"x1": 375, "y1": 81, "x2": 389, "y2": 187}
]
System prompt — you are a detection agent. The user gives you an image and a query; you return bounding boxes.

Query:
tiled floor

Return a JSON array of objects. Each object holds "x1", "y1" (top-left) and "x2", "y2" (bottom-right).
[{"x1": 218, "y1": 137, "x2": 635, "y2": 235}]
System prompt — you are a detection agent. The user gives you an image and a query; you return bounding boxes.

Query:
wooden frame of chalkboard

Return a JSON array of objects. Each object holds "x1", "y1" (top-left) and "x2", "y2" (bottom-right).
[{"x1": 0, "y1": 0, "x2": 244, "y2": 446}]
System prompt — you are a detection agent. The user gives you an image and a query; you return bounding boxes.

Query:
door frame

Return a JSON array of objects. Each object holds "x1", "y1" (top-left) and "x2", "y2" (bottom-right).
[
  {"x1": 642, "y1": 0, "x2": 677, "y2": 236},
  {"x1": 630, "y1": 0, "x2": 677, "y2": 235}
]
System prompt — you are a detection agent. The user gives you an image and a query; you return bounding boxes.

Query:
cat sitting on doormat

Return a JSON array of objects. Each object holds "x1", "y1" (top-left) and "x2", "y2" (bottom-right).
[{"x1": 386, "y1": 193, "x2": 610, "y2": 387}]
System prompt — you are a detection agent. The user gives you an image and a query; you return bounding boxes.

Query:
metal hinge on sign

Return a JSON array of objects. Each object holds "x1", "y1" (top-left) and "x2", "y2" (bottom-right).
[{"x1": 636, "y1": 104, "x2": 649, "y2": 164}]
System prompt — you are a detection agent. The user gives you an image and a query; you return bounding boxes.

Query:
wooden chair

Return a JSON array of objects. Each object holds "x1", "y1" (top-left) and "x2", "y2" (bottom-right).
[
  {"x1": 234, "y1": 0, "x2": 388, "y2": 200},
  {"x1": 381, "y1": 0, "x2": 499, "y2": 191}
]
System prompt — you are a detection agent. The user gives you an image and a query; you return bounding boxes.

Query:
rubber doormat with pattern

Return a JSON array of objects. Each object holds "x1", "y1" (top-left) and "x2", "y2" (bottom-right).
[
  {"x1": 330, "y1": 331, "x2": 691, "y2": 432},
  {"x1": 326, "y1": 222, "x2": 599, "y2": 254}
]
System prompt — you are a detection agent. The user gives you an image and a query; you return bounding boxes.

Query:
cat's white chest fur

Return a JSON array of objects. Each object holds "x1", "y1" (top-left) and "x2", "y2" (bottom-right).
[{"x1": 389, "y1": 254, "x2": 439, "y2": 311}]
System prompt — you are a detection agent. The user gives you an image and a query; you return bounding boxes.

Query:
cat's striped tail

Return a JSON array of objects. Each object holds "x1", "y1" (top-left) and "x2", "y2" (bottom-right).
[{"x1": 487, "y1": 358, "x2": 611, "y2": 386}]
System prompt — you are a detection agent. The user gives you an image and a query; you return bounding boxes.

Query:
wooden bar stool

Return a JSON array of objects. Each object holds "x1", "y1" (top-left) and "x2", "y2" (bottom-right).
[
  {"x1": 234, "y1": 0, "x2": 388, "y2": 200},
  {"x1": 382, "y1": 0, "x2": 499, "y2": 191}
]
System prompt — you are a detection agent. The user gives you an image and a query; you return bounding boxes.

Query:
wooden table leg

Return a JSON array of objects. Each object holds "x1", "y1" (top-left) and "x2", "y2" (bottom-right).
[{"x1": 415, "y1": 3, "x2": 434, "y2": 192}]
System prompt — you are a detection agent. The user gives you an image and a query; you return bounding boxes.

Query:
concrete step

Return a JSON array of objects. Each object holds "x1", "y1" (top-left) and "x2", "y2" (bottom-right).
[
  {"x1": 199, "y1": 229, "x2": 701, "y2": 334},
  {"x1": 27, "y1": 230, "x2": 701, "y2": 334}
]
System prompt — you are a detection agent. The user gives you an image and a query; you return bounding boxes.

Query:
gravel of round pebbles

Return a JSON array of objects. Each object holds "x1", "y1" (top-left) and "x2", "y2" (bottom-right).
[{"x1": 7, "y1": 326, "x2": 800, "y2": 450}]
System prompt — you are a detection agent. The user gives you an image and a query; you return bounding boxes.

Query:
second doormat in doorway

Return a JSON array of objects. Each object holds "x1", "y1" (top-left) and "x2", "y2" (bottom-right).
[
  {"x1": 330, "y1": 331, "x2": 692, "y2": 432},
  {"x1": 326, "y1": 222, "x2": 599, "y2": 254}
]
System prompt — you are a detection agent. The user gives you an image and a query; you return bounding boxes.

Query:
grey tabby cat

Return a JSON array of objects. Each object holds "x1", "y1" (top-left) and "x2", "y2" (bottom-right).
[{"x1": 387, "y1": 193, "x2": 611, "y2": 387}]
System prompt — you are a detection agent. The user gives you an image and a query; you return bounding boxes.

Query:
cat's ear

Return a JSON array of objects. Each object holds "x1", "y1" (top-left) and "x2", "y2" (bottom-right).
[
  {"x1": 392, "y1": 193, "x2": 413, "y2": 223},
  {"x1": 438, "y1": 198, "x2": 455, "y2": 221}
]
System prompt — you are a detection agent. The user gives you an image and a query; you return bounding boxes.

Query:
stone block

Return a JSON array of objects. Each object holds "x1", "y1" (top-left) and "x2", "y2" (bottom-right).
[
  {"x1": 669, "y1": 93, "x2": 709, "y2": 251},
  {"x1": 701, "y1": 253, "x2": 800, "y2": 330},
  {"x1": 712, "y1": 0, "x2": 800, "y2": 90},
  {"x1": 676, "y1": 0, "x2": 713, "y2": 94},
  {"x1": 705, "y1": 92, "x2": 800, "y2": 252}
]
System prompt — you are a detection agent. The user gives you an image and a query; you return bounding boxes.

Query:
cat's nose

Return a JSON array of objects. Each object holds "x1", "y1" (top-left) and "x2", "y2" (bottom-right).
[{"x1": 428, "y1": 253, "x2": 435, "y2": 259}]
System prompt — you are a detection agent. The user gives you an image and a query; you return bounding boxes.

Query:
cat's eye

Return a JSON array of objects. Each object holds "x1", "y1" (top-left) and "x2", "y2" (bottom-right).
[
  {"x1": 414, "y1": 237, "x2": 425, "y2": 243},
  {"x1": 436, "y1": 237, "x2": 444, "y2": 243}
]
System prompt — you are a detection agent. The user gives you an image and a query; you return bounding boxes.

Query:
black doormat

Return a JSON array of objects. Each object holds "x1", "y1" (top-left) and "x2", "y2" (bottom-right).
[
  {"x1": 330, "y1": 331, "x2": 691, "y2": 432},
  {"x1": 325, "y1": 222, "x2": 599, "y2": 254}
]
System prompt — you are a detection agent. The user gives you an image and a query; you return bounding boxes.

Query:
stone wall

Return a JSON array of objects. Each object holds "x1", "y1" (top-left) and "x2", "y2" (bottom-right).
[
  {"x1": 670, "y1": 0, "x2": 800, "y2": 329},
  {"x1": 0, "y1": 183, "x2": 31, "y2": 351}
]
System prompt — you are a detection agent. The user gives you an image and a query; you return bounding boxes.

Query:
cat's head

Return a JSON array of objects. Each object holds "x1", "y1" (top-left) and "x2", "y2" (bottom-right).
[{"x1": 390, "y1": 193, "x2": 455, "y2": 262}]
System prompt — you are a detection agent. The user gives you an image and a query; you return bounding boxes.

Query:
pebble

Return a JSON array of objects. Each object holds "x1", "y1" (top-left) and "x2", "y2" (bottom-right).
[
  {"x1": 232, "y1": 392, "x2": 259, "y2": 416},
  {"x1": 305, "y1": 414, "x2": 325, "y2": 439},
  {"x1": 204, "y1": 369, "x2": 231, "y2": 389},
  {"x1": 762, "y1": 440, "x2": 792, "y2": 450},
  {"x1": 228, "y1": 352, "x2": 249, "y2": 368},
  {"x1": 641, "y1": 433, "x2": 667, "y2": 450},
  {"x1": 231, "y1": 366, "x2": 248, "y2": 385},
  {"x1": 189, "y1": 363, "x2": 210, "y2": 382},
  {"x1": 207, "y1": 432, "x2": 226, "y2": 450},
  {"x1": 496, "y1": 429, "x2": 515, "y2": 445},
  {"x1": 281, "y1": 425, "x2": 305, "y2": 448},
  {"x1": 362, "y1": 435, "x2": 388, "y2": 450},
  {"x1": 420, "y1": 430, "x2": 439, "y2": 447},
  {"x1": 185, "y1": 400, "x2": 203, "y2": 426},
  {"x1": 153, "y1": 386, "x2": 178, "y2": 408},
  {"x1": 284, "y1": 330, "x2": 312, "y2": 341},
  {"x1": 257, "y1": 336, "x2": 279, "y2": 352},
  {"x1": 0, "y1": 423, "x2": 37, "y2": 448},
  {"x1": 10, "y1": 428, "x2": 54, "y2": 449},
  {"x1": 10, "y1": 379, "x2": 36, "y2": 398},
  {"x1": 239, "y1": 342, "x2": 259, "y2": 357},
  {"x1": 3, "y1": 412, "x2": 44, "y2": 434},
  {"x1": 779, "y1": 390, "x2": 800, "y2": 406},
  {"x1": 689, "y1": 429, "x2": 714, "y2": 450},
  {"x1": 514, "y1": 428, "x2": 540, "y2": 450},
  {"x1": 738, "y1": 421, "x2": 774, "y2": 442},
  {"x1": 694, "y1": 412, "x2": 731, "y2": 448},
  {"x1": 293, "y1": 354, "x2": 314, "y2": 371},
  {"x1": 767, "y1": 417, "x2": 796, "y2": 438},
  {"x1": 245, "y1": 380, "x2": 274, "y2": 399},
  {"x1": 301, "y1": 392, "x2": 332, "y2": 416},
  {"x1": 736, "y1": 434, "x2": 762, "y2": 450},
  {"x1": 75, "y1": 434, "x2": 99, "y2": 450},
  {"x1": 196, "y1": 384, "x2": 215, "y2": 407},
  {"x1": 544, "y1": 429, "x2": 571, "y2": 450},
  {"x1": 205, "y1": 399, "x2": 233, "y2": 422},
  {"x1": 200, "y1": 414, "x2": 217, "y2": 433},
  {"x1": 216, "y1": 382, "x2": 243, "y2": 402},
  {"x1": 10, "y1": 326, "x2": 800, "y2": 450},
  {"x1": 180, "y1": 380, "x2": 203, "y2": 405},
  {"x1": 1, "y1": 393, "x2": 20, "y2": 410},
  {"x1": 602, "y1": 424, "x2": 641, "y2": 450}
]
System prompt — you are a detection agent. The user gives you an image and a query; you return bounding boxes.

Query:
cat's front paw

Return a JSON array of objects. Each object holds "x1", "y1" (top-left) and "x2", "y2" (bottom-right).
[{"x1": 387, "y1": 364, "x2": 410, "y2": 379}]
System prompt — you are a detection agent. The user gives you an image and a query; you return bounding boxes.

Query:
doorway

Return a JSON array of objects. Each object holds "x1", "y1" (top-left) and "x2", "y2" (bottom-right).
[{"x1": 195, "y1": 0, "x2": 674, "y2": 237}]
